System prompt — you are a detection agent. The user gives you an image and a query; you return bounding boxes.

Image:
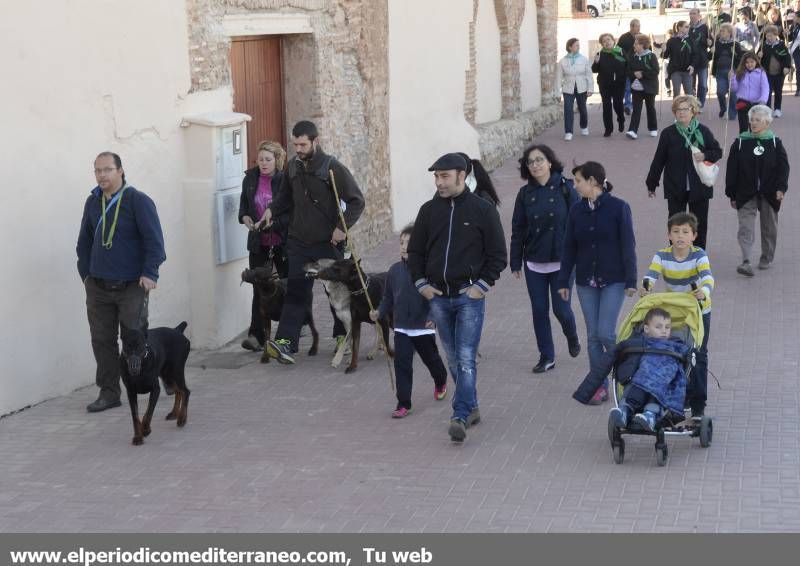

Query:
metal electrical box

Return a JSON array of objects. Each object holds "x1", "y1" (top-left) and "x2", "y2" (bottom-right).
[{"x1": 214, "y1": 126, "x2": 248, "y2": 264}]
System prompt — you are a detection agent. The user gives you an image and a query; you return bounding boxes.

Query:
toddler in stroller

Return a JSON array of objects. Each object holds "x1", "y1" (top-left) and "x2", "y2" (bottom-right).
[{"x1": 573, "y1": 293, "x2": 712, "y2": 465}]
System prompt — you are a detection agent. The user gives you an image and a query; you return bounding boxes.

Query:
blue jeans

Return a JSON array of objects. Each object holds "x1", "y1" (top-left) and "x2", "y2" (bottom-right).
[
  {"x1": 524, "y1": 267, "x2": 577, "y2": 361},
  {"x1": 715, "y1": 72, "x2": 737, "y2": 119},
  {"x1": 428, "y1": 295, "x2": 485, "y2": 422},
  {"x1": 623, "y1": 78, "x2": 632, "y2": 110},
  {"x1": 576, "y1": 283, "x2": 626, "y2": 388},
  {"x1": 686, "y1": 312, "x2": 711, "y2": 412},
  {"x1": 563, "y1": 90, "x2": 588, "y2": 134},
  {"x1": 694, "y1": 66, "x2": 708, "y2": 107}
]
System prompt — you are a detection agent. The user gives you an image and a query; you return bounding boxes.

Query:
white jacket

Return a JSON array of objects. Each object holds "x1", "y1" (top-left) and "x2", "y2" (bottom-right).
[{"x1": 557, "y1": 53, "x2": 594, "y2": 94}]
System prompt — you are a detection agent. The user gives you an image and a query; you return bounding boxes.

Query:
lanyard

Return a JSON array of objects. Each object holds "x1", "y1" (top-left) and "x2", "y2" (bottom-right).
[{"x1": 97, "y1": 186, "x2": 127, "y2": 249}]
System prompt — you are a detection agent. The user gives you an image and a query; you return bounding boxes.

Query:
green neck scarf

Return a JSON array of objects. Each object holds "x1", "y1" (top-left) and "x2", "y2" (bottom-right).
[
  {"x1": 674, "y1": 118, "x2": 704, "y2": 149},
  {"x1": 739, "y1": 129, "x2": 775, "y2": 141},
  {"x1": 601, "y1": 46, "x2": 626, "y2": 63}
]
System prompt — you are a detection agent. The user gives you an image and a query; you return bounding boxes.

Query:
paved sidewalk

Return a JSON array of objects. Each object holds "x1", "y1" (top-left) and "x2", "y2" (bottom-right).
[{"x1": 2, "y1": 95, "x2": 799, "y2": 533}]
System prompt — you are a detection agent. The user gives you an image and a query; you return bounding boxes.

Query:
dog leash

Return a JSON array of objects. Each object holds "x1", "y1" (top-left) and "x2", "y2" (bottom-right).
[{"x1": 328, "y1": 169, "x2": 396, "y2": 394}]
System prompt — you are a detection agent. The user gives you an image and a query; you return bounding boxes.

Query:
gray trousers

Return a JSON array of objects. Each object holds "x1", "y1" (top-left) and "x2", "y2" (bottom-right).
[
  {"x1": 737, "y1": 195, "x2": 779, "y2": 264},
  {"x1": 670, "y1": 71, "x2": 694, "y2": 97},
  {"x1": 85, "y1": 277, "x2": 149, "y2": 399}
]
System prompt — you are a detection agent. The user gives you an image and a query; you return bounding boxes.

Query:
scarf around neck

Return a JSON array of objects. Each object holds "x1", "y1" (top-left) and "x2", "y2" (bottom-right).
[
  {"x1": 674, "y1": 117, "x2": 705, "y2": 149},
  {"x1": 601, "y1": 46, "x2": 626, "y2": 62},
  {"x1": 739, "y1": 129, "x2": 776, "y2": 141},
  {"x1": 566, "y1": 52, "x2": 580, "y2": 65}
]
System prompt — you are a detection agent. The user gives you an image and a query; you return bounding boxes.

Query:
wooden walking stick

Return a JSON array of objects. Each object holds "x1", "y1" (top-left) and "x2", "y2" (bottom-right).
[{"x1": 328, "y1": 169, "x2": 396, "y2": 394}]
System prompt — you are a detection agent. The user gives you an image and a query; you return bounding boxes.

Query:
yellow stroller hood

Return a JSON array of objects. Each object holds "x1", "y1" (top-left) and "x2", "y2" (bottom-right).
[{"x1": 617, "y1": 292, "x2": 704, "y2": 347}]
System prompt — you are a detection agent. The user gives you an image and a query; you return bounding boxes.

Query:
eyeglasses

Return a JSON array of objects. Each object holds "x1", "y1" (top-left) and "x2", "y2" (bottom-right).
[
  {"x1": 675, "y1": 107, "x2": 693, "y2": 112},
  {"x1": 527, "y1": 157, "x2": 548, "y2": 166},
  {"x1": 94, "y1": 167, "x2": 118, "y2": 175}
]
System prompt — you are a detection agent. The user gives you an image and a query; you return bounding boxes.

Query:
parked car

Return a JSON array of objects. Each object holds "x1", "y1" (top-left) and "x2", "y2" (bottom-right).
[
  {"x1": 587, "y1": 1, "x2": 610, "y2": 17},
  {"x1": 631, "y1": 0, "x2": 659, "y2": 8},
  {"x1": 680, "y1": 1, "x2": 709, "y2": 8}
]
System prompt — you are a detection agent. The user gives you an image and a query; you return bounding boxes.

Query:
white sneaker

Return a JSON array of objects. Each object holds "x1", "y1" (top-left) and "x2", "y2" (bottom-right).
[
  {"x1": 580, "y1": 128, "x2": 589, "y2": 136},
  {"x1": 564, "y1": 133, "x2": 573, "y2": 141},
  {"x1": 774, "y1": 109, "x2": 782, "y2": 117},
  {"x1": 626, "y1": 131, "x2": 638, "y2": 139},
  {"x1": 649, "y1": 130, "x2": 658, "y2": 137}
]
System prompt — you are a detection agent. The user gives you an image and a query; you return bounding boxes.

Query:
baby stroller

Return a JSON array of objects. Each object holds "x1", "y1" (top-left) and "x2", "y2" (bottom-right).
[{"x1": 607, "y1": 291, "x2": 713, "y2": 466}]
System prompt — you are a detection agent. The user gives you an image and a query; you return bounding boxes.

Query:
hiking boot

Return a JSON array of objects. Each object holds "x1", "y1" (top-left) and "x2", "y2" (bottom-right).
[
  {"x1": 758, "y1": 258, "x2": 771, "y2": 270},
  {"x1": 265, "y1": 339, "x2": 296, "y2": 364},
  {"x1": 633, "y1": 410, "x2": 656, "y2": 432},
  {"x1": 241, "y1": 334, "x2": 261, "y2": 351},
  {"x1": 434, "y1": 383, "x2": 447, "y2": 401},
  {"x1": 466, "y1": 408, "x2": 481, "y2": 428},
  {"x1": 588, "y1": 386, "x2": 608, "y2": 405},
  {"x1": 532, "y1": 357, "x2": 555, "y2": 374},
  {"x1": 448, "y1": 418, "x2": 467, "y2": 442},
  {"x1": 736, "y1": 260, "x2": 754, "y2": 277},
  {"x1": 391, "y1": 406, "x2": 412, "y2": 419},
  {"x1": 567, "y1": 335, "x2": 581, "y2": 358}
]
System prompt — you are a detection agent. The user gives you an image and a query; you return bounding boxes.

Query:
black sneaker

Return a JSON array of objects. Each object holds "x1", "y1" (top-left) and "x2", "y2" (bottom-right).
[
  {"x1": 532, "y1": 357, "x2": 555, "y2": 373},
  {"x1": 86, "y1": 395, "x2": 122, "y2": 413},
  {"x1": 567, "y1": 335, "x2": 581, "y2": 358},
  {"x1": 466, "y1": 408, "x2": 481, "y2": 428},
  {"x1": 448, "y1": 419, "x2": 467, "y2": 442},
  {"x1": 265, "y1": 339, "x2": 296, "y2": 364},
  {"x1": 603, "y1": 129, "x2": 612, "y2": 137}
]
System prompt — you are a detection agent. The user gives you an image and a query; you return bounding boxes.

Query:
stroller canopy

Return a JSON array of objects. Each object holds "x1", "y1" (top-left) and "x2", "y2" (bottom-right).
[{"x1": 617, "y1": 292, "x2": 704, "y2": 348}]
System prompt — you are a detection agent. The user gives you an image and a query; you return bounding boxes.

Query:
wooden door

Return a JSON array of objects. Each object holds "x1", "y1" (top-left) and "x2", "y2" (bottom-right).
[{"x1": 230, "y1": 36, "x2": 285, "y2": 169}]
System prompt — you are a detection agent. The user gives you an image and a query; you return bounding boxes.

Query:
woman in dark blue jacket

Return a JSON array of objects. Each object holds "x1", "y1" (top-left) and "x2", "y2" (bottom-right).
[
  {"x1": 510, "y1": 145, "x2": 581, "y2": 374},
  {"x1": 558, "y1": 161, "x2": 637, "y2": 404}
]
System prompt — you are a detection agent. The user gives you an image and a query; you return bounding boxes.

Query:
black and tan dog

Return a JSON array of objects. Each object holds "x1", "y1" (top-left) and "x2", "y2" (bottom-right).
[
  {"x1": 241, "y1": 266, "x2": 319, "y2": 362},
  {"x1": 308, "y1": 258, "x2": 393, "y2": 373},
  {"x1": 119, "y1": 322, "x2": 191, "y2": 446}
]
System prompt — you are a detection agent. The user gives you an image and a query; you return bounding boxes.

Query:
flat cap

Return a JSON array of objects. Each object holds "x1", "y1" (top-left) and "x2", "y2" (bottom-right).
[{"x1": 428, "y1": 153, "x2": 469, "y2": 172}]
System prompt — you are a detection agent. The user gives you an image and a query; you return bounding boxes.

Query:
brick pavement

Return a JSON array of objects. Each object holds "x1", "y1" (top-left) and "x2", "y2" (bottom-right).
[{"x1": 2, "y1": 94, "x2": 799, "y2": 532}]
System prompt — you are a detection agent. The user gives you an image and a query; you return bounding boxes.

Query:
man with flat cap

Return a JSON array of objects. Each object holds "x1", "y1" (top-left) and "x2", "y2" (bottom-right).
[{"x1": 407, "y1": 153, "x2": 508, "y2": 443}]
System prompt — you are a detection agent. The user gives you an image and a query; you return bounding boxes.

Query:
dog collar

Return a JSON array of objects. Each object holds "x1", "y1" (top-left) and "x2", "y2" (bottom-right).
[{"x1": 351, "y1": 274, "x2": 371, "y2": 296}]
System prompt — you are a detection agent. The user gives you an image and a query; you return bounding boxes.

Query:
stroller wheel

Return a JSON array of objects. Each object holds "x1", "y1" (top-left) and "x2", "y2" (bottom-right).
[
  {"x1": 607, "y1": 411, "x2": 622, "y2": 444},
  {"x1": 699, "y1": 416, "x2": 713, "y2": 447},
  {"x1": 655, "y1": 444, "x2": 668, "y2": 467},
  {"x1": 612, "y1": 439, "x2": 625, "y2": 464}
]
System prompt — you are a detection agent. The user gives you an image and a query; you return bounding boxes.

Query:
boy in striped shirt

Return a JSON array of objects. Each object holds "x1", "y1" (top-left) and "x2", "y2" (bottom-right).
[{"x1": 640, "y1": 212, "x2": 713, "y2": 418}]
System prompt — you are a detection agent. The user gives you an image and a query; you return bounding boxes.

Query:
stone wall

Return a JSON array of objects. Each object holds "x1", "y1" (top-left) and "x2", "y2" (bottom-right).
[
  {"x1": 185, "y1": 0, "x2": 392, "y2": 250},
  {"x1": 476, "y1": 104, "x2": 561, "y2": 170}
]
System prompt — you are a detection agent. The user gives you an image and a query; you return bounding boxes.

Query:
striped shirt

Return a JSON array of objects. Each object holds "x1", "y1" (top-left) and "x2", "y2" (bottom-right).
[{"x1": 644, "y1": 246, "x2": 714, "y2": 313}]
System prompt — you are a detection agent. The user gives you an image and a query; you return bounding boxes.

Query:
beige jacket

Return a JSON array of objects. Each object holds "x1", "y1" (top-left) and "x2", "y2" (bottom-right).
[{"x1": 557, "y1": 54, "x2": 594, "y2": 94}]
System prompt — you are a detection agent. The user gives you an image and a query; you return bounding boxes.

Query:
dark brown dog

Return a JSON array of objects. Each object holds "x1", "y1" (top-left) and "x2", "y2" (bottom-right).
[
  {"x1": 119, "y1": 322, "x2": 191, "y2": 446},
  {"x1": 313, "y1": 258, "x2": 394, "y2": 373},
  {"x1": 241, "y1": 266, "x2": 319, "y2": 362}
]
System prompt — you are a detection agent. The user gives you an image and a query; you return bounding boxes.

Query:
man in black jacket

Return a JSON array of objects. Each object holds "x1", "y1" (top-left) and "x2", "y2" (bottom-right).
[
  {"x1": 689, "y1": 8, "x2": 712, "y2": 109},
  {"x1": 407, "y1": 153, "x2": 507, "y2": 443},
  {"x1": 264, "y1": 121, "x2": 365, "y2": 364},
  {"x1": 618, "y1": 19, "x2": 641, "y2": 114}
]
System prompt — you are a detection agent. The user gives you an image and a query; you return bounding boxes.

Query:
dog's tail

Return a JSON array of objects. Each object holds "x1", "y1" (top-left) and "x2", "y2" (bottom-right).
[{"x1": 175, "y1": 321, "x2": 188, "y2": 334}]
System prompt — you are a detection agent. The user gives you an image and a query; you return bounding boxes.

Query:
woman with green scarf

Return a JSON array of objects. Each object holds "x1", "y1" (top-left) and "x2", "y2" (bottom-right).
[
  {"x1": 725, "y1": 104, "x2": 789, "y2": 275},
  {"x1": 645, "y1": 95, "x2": 722, "y2": 250},
  {"x1": 592, "y1": 33, "x2": 627, "y2": 137}
]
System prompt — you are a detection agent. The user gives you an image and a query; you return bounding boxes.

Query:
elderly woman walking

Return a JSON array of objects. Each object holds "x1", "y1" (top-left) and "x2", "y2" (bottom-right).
[
  {"x1": 725, "y1": 105, "x2": 790, "y2": 276},
  {"x1": 511, "y1": 144, "x2": 581, "y2": 374},
  {"x1": 558, "y1": 38, "x2": 594, "y2": 141},
  {"x1": 646, "y1": 95, "x2": 723, "y2": 250},
  {"x1": 558, "y1": 162, "x2": 637, "y2": 405},
  {"x1": 592, "y1": 33, "x2": 628, "y2": 137}
]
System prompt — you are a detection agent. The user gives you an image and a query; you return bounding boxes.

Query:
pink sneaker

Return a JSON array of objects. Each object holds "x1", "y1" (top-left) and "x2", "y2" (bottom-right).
[
  {"x1": 588, "y1": 387, "x2": 608, "y2": 405},
  {"x1": 391, "y1": 407, "x2": 412, "y2": 418},
  {"x1": 434, "y1": 384, "x2": 447, "y2": 401}
]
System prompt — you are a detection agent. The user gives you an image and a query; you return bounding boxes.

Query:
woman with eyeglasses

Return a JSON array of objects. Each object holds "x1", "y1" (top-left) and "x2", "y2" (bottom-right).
[
  {"x1": 645, "y1": 95, "x2": 722, "y2": 250},
  {"x1": 510, "y1": 144, "x2": 581, "y2": 374}
]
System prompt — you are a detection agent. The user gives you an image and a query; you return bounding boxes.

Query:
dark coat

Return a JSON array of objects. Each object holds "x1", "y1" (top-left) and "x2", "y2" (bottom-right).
[
  {"x1": 557, "y1": 192, "x2": 637, "y2": 291},
  {"x1": 376, "y1": 260, "x2": 430, "y2": 330},
  {"x1": 664, "y1": 35, "x2": 695, "y2": 75},
  {"x1": 628, "y1": 51, "x2": 660, "y2": 94},
  {"x1": 617, "y1": 31, "x2": 636, "y2": 57},
  {"x1": 408, "y1": 189, "x2": 508, "y2": 296},
  {"x1": 725, "y1": 136, "x2": 790, "y2": 212},
  {"x1": 646, "y1": 123, "x2": 723, "y2": 201},
  {"x1": 759, "y1": 40, "x2": 792, "y2": 75},
  {"x1": 270, "y1": 149, "x2": 365, "y2": 246},
  {"x1": 592, "y1": 51, "x2": 627, "y2": 90},
  {"x1": 238, "y1": 167, "x2": 286, "y2": 253},
  {"x1": 711, "y1": 39, "x2": 746, "y2": 76},
  {"x1": 509, "y1": 173, "x2": 579, "y2": 271},
  {"x1": 688, "y1": 22, "x2": 711, "y2": 67}
]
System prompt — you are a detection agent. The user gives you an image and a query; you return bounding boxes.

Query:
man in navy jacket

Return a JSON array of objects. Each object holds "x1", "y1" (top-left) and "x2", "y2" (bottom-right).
[{"x1": 77, "y1": 152, "x2": 166, "y2": 412}]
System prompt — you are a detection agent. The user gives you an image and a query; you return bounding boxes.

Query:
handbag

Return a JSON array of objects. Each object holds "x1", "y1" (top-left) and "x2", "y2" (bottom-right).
[
  {"x1": 735, "y1": 99, "x2": 749, "y2": 111},
  {"x1": 690, "y1": 146, "x2": 719, "y2": 187}
]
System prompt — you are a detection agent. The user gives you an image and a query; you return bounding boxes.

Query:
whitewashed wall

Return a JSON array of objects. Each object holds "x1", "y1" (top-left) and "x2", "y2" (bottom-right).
[
  {"x1": 519, "y1": 0, "x2": 542, "y2": 111},
  {"x1": 474, "y1": 0, "x2": 503, "y2": 123}
]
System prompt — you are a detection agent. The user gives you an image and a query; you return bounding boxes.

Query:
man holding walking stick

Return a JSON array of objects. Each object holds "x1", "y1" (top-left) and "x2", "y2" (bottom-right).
[{"x1": 264, "y1": 120, "x2": 365, "y2": 364}]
